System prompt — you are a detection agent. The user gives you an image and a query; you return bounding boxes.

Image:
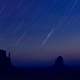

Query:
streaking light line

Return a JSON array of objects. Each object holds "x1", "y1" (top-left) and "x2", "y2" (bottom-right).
[
  {"x1": 15, "y1": 31, "x2": 26, "y2": 46},
  {"x1": 41, "y1": 0, "x2": 78, "y2": 47},
  {"x1": 41, "y1": 28, "x2": 54, "y2": 46},
  {"x1": 56, "y1": 0, "x2": 79, "y2": 32}
]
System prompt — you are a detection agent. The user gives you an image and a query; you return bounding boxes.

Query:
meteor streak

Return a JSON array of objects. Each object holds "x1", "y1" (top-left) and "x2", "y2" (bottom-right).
[
  {"x1": 41, "y1": 0, "x2": 78, "y2": 47},
  {"x1": 41, "y1": 28, "x2": 54, "y2": 46},
  {"x1": 15, "y1": 31, "x2": 26, "y2": 46}
]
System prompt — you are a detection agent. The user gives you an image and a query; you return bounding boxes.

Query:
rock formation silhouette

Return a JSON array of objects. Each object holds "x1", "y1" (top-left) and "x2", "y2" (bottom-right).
[
  {"x1": 54, "y1": 56, "x2": 64, "y2": 72},
  {"x1": 0, "y1": 49, "x2": 11, "y2": 72}
]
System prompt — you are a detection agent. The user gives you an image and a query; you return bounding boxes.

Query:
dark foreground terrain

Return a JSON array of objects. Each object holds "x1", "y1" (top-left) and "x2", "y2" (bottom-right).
[
  {"x1": 0, "y1": 66, "x2": 80, "y2": 80},
  {"x1": 0, "y1": 51, "x2": 79, "y2": 80}
]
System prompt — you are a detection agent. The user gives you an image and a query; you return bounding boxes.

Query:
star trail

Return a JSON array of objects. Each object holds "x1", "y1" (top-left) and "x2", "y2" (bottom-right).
[{"x1": 0, "y1": 0, "x2": 80, "y2": 66}]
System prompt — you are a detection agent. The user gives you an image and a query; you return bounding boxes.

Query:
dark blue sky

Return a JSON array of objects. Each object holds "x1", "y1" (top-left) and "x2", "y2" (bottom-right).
[{"x1": 0, "y1": 0, "x2": 80, "y2": 66}]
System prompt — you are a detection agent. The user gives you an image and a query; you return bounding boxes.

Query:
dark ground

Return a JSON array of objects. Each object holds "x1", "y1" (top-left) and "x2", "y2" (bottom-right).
[{"x1": 0, "y1": 65, "x2": 80, "y2": 80}]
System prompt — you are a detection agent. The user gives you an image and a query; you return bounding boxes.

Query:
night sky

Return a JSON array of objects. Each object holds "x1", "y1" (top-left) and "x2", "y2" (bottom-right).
[{"x1": 0, "y1": 0, "x2": 80, "y2": 66}]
